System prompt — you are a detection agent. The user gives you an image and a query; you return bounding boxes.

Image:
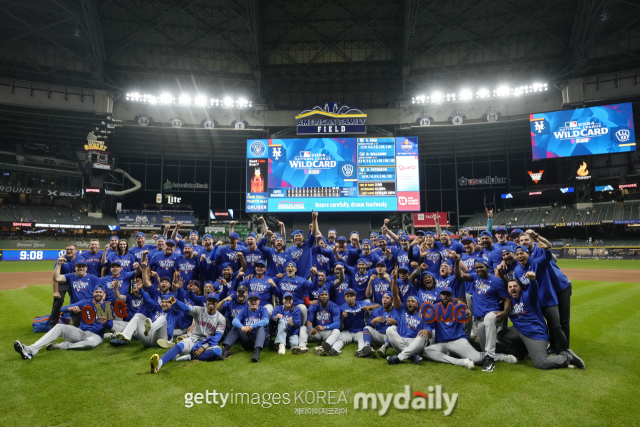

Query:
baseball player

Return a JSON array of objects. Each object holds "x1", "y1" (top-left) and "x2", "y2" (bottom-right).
[
  {"x1": 498, "y1": 271, "x2": 585, "y2": 370},
  {"x1": 49, "y1": 243, "x2": 78, "y2": 327},
  {"x1": 285, "y1": 211, "x2": 318, "y2": 278},
  {"x1": 409, "y1": 232, "x2": 442, "y2": 275},
  {"x1": 492, "y1": 226, "x2": 517, "y2": 253},
  {"x1": 221, "y1": 291, "x2": 270, "y2": 362},
  {"x1": 362, "y1": 291, "x2": 398, "y2": 358},
  {"x1": 129, "y1": 232, "x2": 158, "y2": 263},
  {"x1": 52, "y1": 258, "x2": 102, "y2": 326},
  {"x1": 324, "y1": 228, "x2": 338, "y2": 248},
  {"x1": 216, "y1": 231, "x2": 247, "y2": 274},
  {"x1": 358, "y1": 239, "x2": 382, "y2": 269},
  {"x1": 386, "y1": 268, "x2": 431, "y2": 365},
  {"x1": 409, "y1": 264, "x2": 440, "y2": 305},
  {"x1": 395, "y1": 263, "x2": 417, "y2": 304},
  {"x1": 240, "y1": 232, "x2": 267, "y2": 276},
  {"x1": 175, "y1": 243, "x2": 200, "y2": 286},
  {"x1": 109, "y1": 277, "x2": 145, "y2": 335},
  {"x1": 434, "y1": 220, "x2": 465, "y2": 255},
  {"x1": 218, "y1": 284, "x2": 248, "y2": 339},
  {"x1": 307, "y1": 268, "x2": 326, "y2": 302},
  {"x1": 326, "y1": 262, "x2": 350, "y2": 306},
  {"x1": 272, "y1": 292, "x2": 302, "y2": 355},
  {"x1": 343, "y1": 258, "x2": 377, "y2": 301},
  {"x1": 479, "y1": 231, "x2": 503, "y2": 271},
  {"x1": 299, "y1": 287, "x2": 341, "y2": 355},
  {"x1": 148, "y1": 239, "x2": 180, "y2": 285},
  {"x1": 422, "y1": 286, "x2": 517, "y2": 369},
  {"x1": 375, "y1": 235, "x2": 395, "y2": 274},
  {"x1": 331, "y1": 236, "x2": 359, "y2": 266},
  {"x1": 150, "y1": 291, "x2": 226, "y2": 373},
  {"x1": 323, "y1": 288, "x2": 379, "y2": 357},
  {"x1": 365, "y1": 261, "x2": 392, "y2": 304},
  {"x1": 459, "y1": 235, "x2": 485, "y2": 338},
  {"x1": 455, "y1": 254, "x2": 511, "y2": 372},
  {"x1": 510, "y1": 229, "x2": 524, "y2": 246},
  {"x1": 369, "y1": 232, "x2": 380, "y2": 251},
  {"x1": 199, "y1": 233, "x2": 219, "y2": 283},
  {"x1": 79, "y1": 239, "x2": 104, "y2": 277},
  {"x1": 347, "y1": 230, "x2": 361, "y2": 252},
  {"x1": 311, "y1": 235, "x2": 334, "y2": 277},
  {"x1": 257, "y1": 218, "x2": 292, "y2": 279},
  {"x1": 106, "y1": 235, "x2": 119, "y2": 254},
  {"x1": 14, "y1": 284, "x2": 112, "y2": 359},
  {"x1": 114, "y1": 265, "x2": 178, "y2": 347},
  {"x1": 275, "y1": 261, "x2": 313, "y2": 325},
  {"x1": 236, "y1": 260, "x2": 277, "y2": 316},
  {"x1": 99, "y1": 259, "x2": 138, "y2": 302}
]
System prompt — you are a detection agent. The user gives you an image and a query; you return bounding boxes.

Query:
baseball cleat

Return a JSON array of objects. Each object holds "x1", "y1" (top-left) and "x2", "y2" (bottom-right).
[
  {"x1": 220, "y1": 348, "x2": 231, "y2": 360},
  {"x1": 354, "y1": 350, "x2": 363, "y2": 358},
  {"x1": 278, "y1": 343, "x2": 286, "y2": 355},
  {"x1": 251, "y1": 348, "x2": 261, "y2": 363},
  {"x1": 177, "y1": 335, "x2": 188, "y2": 342},
  {"x1": 14, "y1": 341, "x2": 31, "y2": 360},
  {"x1": 109, "y1": 339, "x2": 127, "y2": 347},
  {"x1": 291, "y1": 346, "x2": 302, "y2": 354},
  {"x1": 463, "y1": 358, "x2": 475, "y2": 370},
  {"x1": 387, "y1": 356, "x2": 401, "y2": 365},
  {"x1": 482, "y1": 356, "x2": 495, "y2": 372},
  {"x1": 503, "y1": 354, "x2": 518, "y2": 364},
  {"x1": 144, "y1": 318, "x2": 152, "y2": 336},
  {"x1": 150, "y1": 354, "x2": 159, "y2": 374},
  {"x1": 410, "y1": 354, "x2": 422, "y2": 365},
  {"x1": 566, "y1": 349, "x2": 585, "y2": 370},
  {"x1": 46, "y1": 343, "x2": 60, "y2": 351},
  {"x1": 115, "y1": 332, "x2": 131, "y2": 343},
  {"x1": 313, "y1": 346, "x2": 325, "y2": 356},
  {"x1": 360, "y1": 345, "x2": 373, "y2": 358},
  {"x1": 175, "y1": 355, "x2": 192, "y2": 362},
  {"x1": 321, "y1": 341, "x2": 333, "y2": 355},
  {"x1": 375, "y1": 346, "x2": 387, "y2": 358},
  {"x1": 157, "y1": 339, "x2": 175, "y2": 349},
  {"x1": 103, "y1": 333, "x2": 113, "y2": 340}
]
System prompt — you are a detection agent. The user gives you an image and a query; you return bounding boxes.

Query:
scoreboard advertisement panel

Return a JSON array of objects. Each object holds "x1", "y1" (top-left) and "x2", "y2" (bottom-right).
[
  {"x1": 246, "y1": 137, "x2": 420, "y2": 212},
  {"x1": 530, "y1": 102, "x2": 635, "y2": 159}
]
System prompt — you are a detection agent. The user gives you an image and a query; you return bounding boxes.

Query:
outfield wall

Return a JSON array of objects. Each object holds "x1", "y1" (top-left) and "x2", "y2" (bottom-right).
[{"x1": 557, "y1": 247, "x2": 640, "y2": 260}]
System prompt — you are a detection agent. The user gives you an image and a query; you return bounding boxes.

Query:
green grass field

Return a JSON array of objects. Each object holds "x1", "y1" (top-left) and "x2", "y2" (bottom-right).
[{"x1": 1, "y1": 260, "x2": 639, "y2": 426}]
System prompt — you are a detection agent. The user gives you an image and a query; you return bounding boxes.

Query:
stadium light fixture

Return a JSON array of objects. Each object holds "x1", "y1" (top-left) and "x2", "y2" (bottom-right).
[
  {"x1": 476, "y1": 88, "x2": 490, "y2": 99},
  {"x1": 159, "y1": 93, "x2": 174, "y2": 104},
  {"x1": 237, "y1": 98, "x2": 249, "y2": 108},
  {"x1": 495, "y1": 86, "x2": 510, "y2": 97},
  {"x1": 431, "y1": 91, "x2": 443, "y2": 104},
  {"x1": 178, "y1": 95, "x2": 191, "y2": 106},
  {"x1": 223, "y1": 97, "x2": 234, "y2": 108},
  {"x1": 459, "y1": 89, "x2": 473, "y2": 101}
]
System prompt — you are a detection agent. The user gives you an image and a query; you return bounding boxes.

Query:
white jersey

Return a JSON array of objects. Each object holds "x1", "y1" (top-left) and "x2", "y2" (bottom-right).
[{"x1": 188, "y1": 307, "x2": 226, "y2": 340}]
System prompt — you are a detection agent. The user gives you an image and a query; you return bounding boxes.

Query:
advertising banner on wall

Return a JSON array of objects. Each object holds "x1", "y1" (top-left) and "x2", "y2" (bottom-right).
[
  {"x1": 413, "y1": 212, "x2": 450, "y2": 228},
  {"x1": 117, "y1": 211, "x2": 195, "y2": 226}
]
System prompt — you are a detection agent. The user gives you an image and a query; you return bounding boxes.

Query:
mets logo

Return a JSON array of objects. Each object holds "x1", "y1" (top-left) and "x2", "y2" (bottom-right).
[
  {"x1": 616, "y1": 129, "x2": 630, "y2": 142},
  {"x1": 250, "y1": 141, "x2": 266, "y2": 157},
  {"x1": 342, "y1": 164, "x2": 353, "y2": 176},
  {"x1": 401, "y1": 139, "x2": 412, "y2": 151},
  {"x1": 272, "y1": 147, "x2": 282, "y2": 160}
]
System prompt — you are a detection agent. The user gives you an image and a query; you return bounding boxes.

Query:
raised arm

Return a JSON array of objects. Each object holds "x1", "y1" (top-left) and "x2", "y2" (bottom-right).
[
  {"x1": 171, "y1": 221, "x2": 185, "y2": 240},
  {"x1": 383, "y1": 225, "x2": 400, "y2": 244},
  {"x1": 454, "y1": 253, "x2": 473, "y2": 282},
  {"x1": 311, "y1": 211, "x2": 318, "y2": 237},
  {"x1": 486, "y1": 208, "x2": 493, "y2": 233},
  {"x1": 390, "y1": 267, "x2": 401, "y2": 310},
  {"x1": 112, "y1": 279, "x2": 127, "y2": 301},
  {"x1": 434, "y1": 213, "x2": 442, "y2": 236},
  {"x1": 52, "y1": 257, "x2": 67, "y2": 282},
  {"x1": 333, "y1": 265, "x2": 344, "y2": 288}
]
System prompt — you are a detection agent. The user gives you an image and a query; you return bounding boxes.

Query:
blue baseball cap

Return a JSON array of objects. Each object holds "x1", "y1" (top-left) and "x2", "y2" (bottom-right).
[
  {"x1": 190, "y1": 230, "x2": 199, "y2": 236},
  {"x1": 398, "y1": 230, "x2": 405, "y2": 235},
  {"x1": 459, "y1": 227, "x2": 469, "y2": 232},
  {"x1": 247, "y1": 232, "x2": 257, "y2": 238},
  {"x1": 345, "y1": 288, "x2": 357, "y2": 295},
  {"x1": 515, "y1": 245, "x2": 529, "y2": 254},
  {"x1": 461, "y1": 236, "x2": 474, "y2": 243},
  {"x1": 336, "y1": 236, "x2": 347, "y2": 242},
  {"x1": 203, "y1": 234, "x2": 213, "y2": 240},
  {"x1": 416, "y1": 230, "x2": 426, "y2": 236},
  {"x1": 474, "y1": 259, "x2": 490, "y2": 267},
  {"x1": 376, "y1": 260, "x2": 386, "y2": 267},
  {"x1": 255, "y1": 259, "x2": 266, "y2": 267},
  {"x1": 495, "y1": 226, "x2": 508, "y2": 233},
  {"x1": 273, "y1": 232, "x2": 281, "y2": 238},
  {"x1": 378, "y1": 235, "x2": 387, "y2": 241},
  {"x1": 501, "y1": 248, "x2": 514, "y2": 254},
  {"x1": 362, "y1": 239, "x2": 371, "y2": 245},
  {"x1": 156, "y1": 235, "x2": 166, "y2": 241},
  {"x1": 398, "y1": 263, "x2": 409, "y2": 273},
  {"x1": 350, "y1": 231, "x2": 359, "y2": 237},
  {"x1": 400, "y1": 235, "x2": 409, "y2": 241},
  {"x1": 160, "y1": 276, "x2": 171, "y2": 283},
  {"x1": 135, "y1": 232, "x2": 145, "y2": 238},
  {"x1": 381, "y1": 291, "x2": 392, "y2": 299},
  {"x1": 440, "y1": 230, "x2": 451, "y2": 236},
  {"x1": 510, "y1": 229, "x2": 524, "y2": 235},
  {"x1": 282, "y1": 292, "x2": 294, "y2": 299},
  {"x1": 229, "y1": 232, "x2": 239, "y2": 239},
  {"x1": 184, "y1": 243, "x2": 193, "y2": 249},
  {"x1": 110, "y1": 235, "x2": 119, "y2": 241},
  {"x1": 110, "y1": 260, "x2": 122, "y2": 266},
  {"x1": 421, "y1": 271, "x2": 436, "y2": 281},
  {"x1": 425, "y1": 231, "x2": 434, "y2": 237},
  {"x1": 439, "y1": 286, "x2": 453, "y2": 295},
  {"x1": 480, "y1": 231, "x2": 492, "y2": 238},
  {"x1": 166, "y1": 239, "x2": 176, "y2": 246},
  {"x1": 160, "y1": 292, "x2": 176, "y2": 301},
  {"x1": 357, "y1": 258, "x2": 366, "y2": 265},
  {"x1": 247, "y1": 292, "x2": 260, "y2": 300},
  {"x1": 220, "y1": 262, "x2": 231, "y2": 270},
  {"x1": 319, "y1": 287, "x2": 330, "y2": 295},
  {"x1": 291, "y1": 229, "x2": 303, "y2": 237},
  {"x1": 407, "y1": 295, "x2": 419, "y2": 303},
  {"x1": 206, "y1": 292, "x2": 220, "y2": 301},
  {"x1": 94, "y1": 284, "x2": 104, "y2": 290},
  {"x1": 191, "y1": 280, "x2": 201, "y2": 287},
  {"x1": 370, "y1": 232, "x2": 379, "y2": 238},
  {"x1": 286, "y1": 261, "x2": 296, "y2": 268},
  {"x1": 177, "y1": 234, "x2": 183, "y2": 239},
  {"x1": 334, "y1": 262, "x2": 345, "y2": 268},
  {"x1": 275, "y1": 234, "x2": 284, "y2": 241},
  {"x1": 328, "y1": 228, "x2": 337, "y2": 234},
  {"x1": 75, "y1": 259, "x2": 87, "y2": 266}
]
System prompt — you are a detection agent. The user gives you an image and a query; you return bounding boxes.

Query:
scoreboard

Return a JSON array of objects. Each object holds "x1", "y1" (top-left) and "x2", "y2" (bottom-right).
[{"x1": 246, "y1": 137, "x2": 420, "y2": 212}]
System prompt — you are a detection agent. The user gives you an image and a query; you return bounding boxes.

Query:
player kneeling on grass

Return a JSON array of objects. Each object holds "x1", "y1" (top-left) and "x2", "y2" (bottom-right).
[
  {"x1": 299, "y1": 287, "x2": 341, "y2": 355},
  {"x1": 323, "y1": 288, "x2": 379, "y2": 357},
  {"x1": 150, "y1": 292, "x2": 226, "y2": 373},
  {"x1": 221, "y1": 292, "x2": 269, "y2": 362},
  {"x1": 497, "y1": 271, "x2": 585, "y2": 370},
  {"x1": 386, "y1": 268, "x2": 431, "y2": 365},
  {"x1": 15, "y1": 285, "x2": 112, "y2": 359},
  {"x1": 422, "y1": 286, "x2": 517, "y2": 370},
  {"x1": 114, "y1": 265, "x2": 178, "y2": 347},
  {"x1": 362, "y1": 291, "x2": 398, "y2": 358},
  {"x1": 272, "y1": 292, "x2": 302, "y2": 355}
]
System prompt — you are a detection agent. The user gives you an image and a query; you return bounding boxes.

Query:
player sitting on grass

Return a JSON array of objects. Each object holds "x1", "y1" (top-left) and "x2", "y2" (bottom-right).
[
  {"x1": 422, "y1": 286, "x2": 517, "y2": 370},
  {"x1": 15, "y1": 284, "x2": 112, "y2": 359},
  {"x1": 298, "y1": 287, "x2": 341, "y2": 355},
  {"x1": 271, "y1": 292, "x2": 302, "y2": 355},
  {"x1": 386, "y1": 268, "x2": 431, "y2": 365},
  {"x1": 362, "y1": 291, "x2": 398, "y2": 358},
  {"x1": 114, "y1": 264, "x2": 178, "y2": 347},
  {"x1": 149, "y1": 292, "x2": 226, "y2": 374},
  {"x1": 497, "y1": 271, "x2": 585, "y2": 370},
  {"x1": 221, "y1": 292, "x2": 269, "y2": 362}
]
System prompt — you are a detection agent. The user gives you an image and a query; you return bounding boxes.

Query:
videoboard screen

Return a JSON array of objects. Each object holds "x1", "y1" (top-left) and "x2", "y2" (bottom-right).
[
  {"x1": 530, "y1": 102, "x2": 635, "y2": 159},
  {"x1": 246, "y1": 137, "x2": 419, "y2": 212}
]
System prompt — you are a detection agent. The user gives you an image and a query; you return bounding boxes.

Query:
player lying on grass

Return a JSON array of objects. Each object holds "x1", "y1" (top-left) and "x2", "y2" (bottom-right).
[
  {"x1": 14, "y1": 284, "x2": 112, "y2": 359},
  {"x1": 422, "y1": 286, "x2": 517, "y2": 370},
  {"x1": 497, "y1": 271, "x2": 585, "y2": 370},
  {"x1": 149, "y1": 291, "x2": 226, "y2": 373}
]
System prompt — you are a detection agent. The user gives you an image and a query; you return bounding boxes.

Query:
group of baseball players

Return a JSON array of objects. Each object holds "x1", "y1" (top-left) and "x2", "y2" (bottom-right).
[{"x1": 14, "y1": 209, "x2": 585, "y2": 374}]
